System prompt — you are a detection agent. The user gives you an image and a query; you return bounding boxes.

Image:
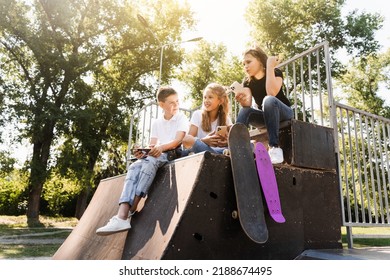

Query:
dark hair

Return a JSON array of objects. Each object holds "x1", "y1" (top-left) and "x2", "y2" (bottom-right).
[
  {"x1": 156, "y1": 86, "x2": 177, "y2": 102},
  {"x1": 243, "y1": 45, "x2": 268, "y2": 81}
]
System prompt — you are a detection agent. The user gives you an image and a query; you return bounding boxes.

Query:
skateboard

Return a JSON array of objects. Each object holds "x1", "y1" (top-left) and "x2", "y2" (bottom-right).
[
  {"x1": 228, "y1": 123, "x2": 268, "y2": 243},
  {"x1": 254, "y1": 142, "x2": 286, "y2": 223}
]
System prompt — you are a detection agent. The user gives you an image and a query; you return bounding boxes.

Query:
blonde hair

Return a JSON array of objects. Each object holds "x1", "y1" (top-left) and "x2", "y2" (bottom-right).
[{"x1": 201, "y1": 83, "x2": 230, "y2": 132}]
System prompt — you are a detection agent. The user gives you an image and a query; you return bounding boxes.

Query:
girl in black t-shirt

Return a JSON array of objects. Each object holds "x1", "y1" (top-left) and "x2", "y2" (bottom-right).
[{"x1": 235, "y1": 45, "x2": 293, "y2": 164}]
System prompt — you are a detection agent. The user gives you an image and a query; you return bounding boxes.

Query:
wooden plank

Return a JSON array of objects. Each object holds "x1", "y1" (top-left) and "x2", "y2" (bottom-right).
[{"x1": 52, "y1": 175, "x2": 128, "y2": 260}]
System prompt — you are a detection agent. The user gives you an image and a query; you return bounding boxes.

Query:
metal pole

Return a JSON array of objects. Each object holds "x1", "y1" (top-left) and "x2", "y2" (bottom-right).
[
  {"x1": 158, "y1": 45, "x2": 164, "y2": 90},
  {"x1": 137, "y1": 14, "x2": 202, "y2": 89}
]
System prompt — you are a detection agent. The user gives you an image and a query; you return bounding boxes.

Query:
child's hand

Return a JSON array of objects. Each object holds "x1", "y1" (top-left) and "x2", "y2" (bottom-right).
[
  {"x1": 235, "y1": 87, "x2": 252, "y2": 106},
  {"x1": 216, "y1": 134, "x2": 228, "y2": 147},
  {"x1": 267, "y1": 55, "x2": 281, "y2": 69},
  {"x1": 202, "y1": 133, "x2": 224, "y2": 147},
  {"x1": 148, "y1": 145, "x2": 163, "y2": 158}
]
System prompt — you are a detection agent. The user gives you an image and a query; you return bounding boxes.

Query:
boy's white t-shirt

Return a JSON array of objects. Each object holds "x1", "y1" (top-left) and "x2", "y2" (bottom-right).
[
  {"x1": 190, "y1": 110, "x2": 233, "y2": 139},
  {"x1": 150, "y1": 111, "x2": 189, "y2": 145}
]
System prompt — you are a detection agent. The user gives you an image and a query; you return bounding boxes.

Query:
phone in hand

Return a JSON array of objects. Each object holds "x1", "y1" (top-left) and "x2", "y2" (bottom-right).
[
  {"x1": 216, "y1": 126, "x2": 228, "y2": 137},
  {"x1": 133, "y1": 148, "x2": 151, "y2": 157},
  {"x1": 229, "y1": 81, "x2": 244, "y2": 95}
]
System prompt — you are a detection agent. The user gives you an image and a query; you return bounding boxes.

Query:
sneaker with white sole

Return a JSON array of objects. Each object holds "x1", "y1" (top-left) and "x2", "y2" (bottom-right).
[
  {"x1": 268, "y1": 146, "x2": 284, "y2": 164},
  {"x1": 96, "y1": 215, "x2": 131, "y2": 236}
]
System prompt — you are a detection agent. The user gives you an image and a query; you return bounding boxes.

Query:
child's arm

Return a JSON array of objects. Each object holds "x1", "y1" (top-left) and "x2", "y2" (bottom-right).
[
  {"x1": 148, "y1": 131, "x2": 186, "y2": 158},
  {"x1": 188, "y1": 124, "x2": 198, "y2": 137}
]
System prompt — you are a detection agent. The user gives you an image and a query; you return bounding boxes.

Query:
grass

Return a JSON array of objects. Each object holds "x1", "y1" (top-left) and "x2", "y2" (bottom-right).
[
  {"x1": 0, "y1": 215, "x2": 78, "y2": 260},
  {"x1": 341, "y1": 226, "x2": 390, "y2": 248}
]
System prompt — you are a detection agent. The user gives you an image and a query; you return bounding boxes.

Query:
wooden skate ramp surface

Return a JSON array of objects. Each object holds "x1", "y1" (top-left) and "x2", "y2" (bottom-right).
[
  {"x1": 52, "y1": 153, "x2": 206, "y2": 260},
  {"x1": 52, "y1": 175, "x2": 128, "y2": 260}
]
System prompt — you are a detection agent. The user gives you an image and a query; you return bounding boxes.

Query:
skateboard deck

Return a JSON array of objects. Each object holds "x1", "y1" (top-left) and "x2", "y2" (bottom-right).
[
  {"x1": 255, "y1": 142, "x2": 286, "y2": 223},
  {"x1": 228, "y1": 123, "x2": 268, "y2": 243}
]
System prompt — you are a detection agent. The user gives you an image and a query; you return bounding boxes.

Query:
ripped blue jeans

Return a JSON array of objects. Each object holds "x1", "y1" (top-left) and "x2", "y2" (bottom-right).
[
  {"x1": 118, "y1": 153, "x2": 168, "y2": 206},
  {"x1": 236, "y1": 96, "x2": 293, "y2": 147}
]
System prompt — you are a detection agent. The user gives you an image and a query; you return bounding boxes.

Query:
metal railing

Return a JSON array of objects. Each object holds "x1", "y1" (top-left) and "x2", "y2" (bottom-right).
[
  {"x1": 335, "y1": 102, "x2": 390, "y2": 247},
  {"x1": 126, "y1": 41, "x2": 390, "y2": 248},
  {"x1": 277, "y1": 41, "x2": 335, "y2": 127},
  {"x1": 126, "y1": 102, "x2": 195, "y2": 166}
]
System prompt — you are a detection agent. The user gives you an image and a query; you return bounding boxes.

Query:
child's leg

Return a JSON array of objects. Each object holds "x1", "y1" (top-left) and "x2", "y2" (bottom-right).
[
  {"x1": 117, "y1": 202, "x2": 131, "y2": 220},
  {"x1": 182, "y1": 134, "x2": 196, "y2": 149},
  {"x1": 134, "y1": 154, "x2": 168, "y2": 199},
  {"x1": 129, "y1": 196, "x2": 142, "y2": 213}
]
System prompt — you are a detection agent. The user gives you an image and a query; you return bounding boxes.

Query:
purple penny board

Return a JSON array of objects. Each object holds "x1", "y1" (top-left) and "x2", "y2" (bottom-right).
[
  {"x1": 228, "y1": 124, "x2": 268, "y2": 243},
  {"x1": 254, "y1": 142, "x2": 286, "y2": 223}
]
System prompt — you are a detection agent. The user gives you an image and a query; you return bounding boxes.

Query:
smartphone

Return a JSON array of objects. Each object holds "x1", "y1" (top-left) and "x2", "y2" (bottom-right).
[
  {"x1": 216, "y1": 126, "x2": 228, "y2": 137},
  {"x1": 229, "y1": 81, "x2": 244, "y2": 95},
  {"x1": 133, "y1": 148, "x2": 151, "y2": 157}
]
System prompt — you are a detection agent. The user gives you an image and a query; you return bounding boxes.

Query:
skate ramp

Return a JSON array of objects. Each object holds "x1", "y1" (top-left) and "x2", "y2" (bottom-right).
[
  {"x1": 52, "y1": 175, "x2": 128, "y2": 259},
  {"x1": 52, "y1": 153, "x2": 205, "y2": 260},
  {"x1": 53, "y1": 120, "x2": 344, "y2": 259}
]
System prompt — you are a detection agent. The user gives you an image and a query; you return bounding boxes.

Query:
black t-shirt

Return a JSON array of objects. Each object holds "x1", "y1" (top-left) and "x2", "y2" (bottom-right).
[{"x1": 243, "y1": 68, "x2": 291, "y2": 108}]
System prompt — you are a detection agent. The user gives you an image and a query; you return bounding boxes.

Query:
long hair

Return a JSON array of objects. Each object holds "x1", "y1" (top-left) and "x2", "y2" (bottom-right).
[
  {"x1": 201, "y1": 83, "x2": 230, "y2": 132},
  {"x1": 243, "y1": 45, "x2": 268, "y2": 82}
]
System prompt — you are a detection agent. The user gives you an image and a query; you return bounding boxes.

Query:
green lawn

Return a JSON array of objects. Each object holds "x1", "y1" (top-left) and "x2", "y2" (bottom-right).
[
  {"x1": 341, "y1": 226, "x2": 390, "y2": 248},
  {"x1": 0, "y1": 215, "x2": 78, "y2": 259}
]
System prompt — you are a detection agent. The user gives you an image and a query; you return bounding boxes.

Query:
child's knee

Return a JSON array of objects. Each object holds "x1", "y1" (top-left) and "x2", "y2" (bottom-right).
[{"x1": 183, "y1": 135, "x2": 195, "y2": 149}]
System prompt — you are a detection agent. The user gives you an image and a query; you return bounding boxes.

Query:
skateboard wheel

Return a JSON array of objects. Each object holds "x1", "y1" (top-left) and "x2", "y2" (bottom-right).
[{"x1": 231, "y1": 210, "x2": 238, "y2": 219}]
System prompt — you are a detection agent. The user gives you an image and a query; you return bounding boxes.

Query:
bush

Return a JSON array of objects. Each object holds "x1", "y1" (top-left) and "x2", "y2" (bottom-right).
[
  {"x1": 42, "y1": 172, "x2": 80, "y2": 217},
  {"x1": 0, "y1": 170, "x2": 29, "y2": 215}
]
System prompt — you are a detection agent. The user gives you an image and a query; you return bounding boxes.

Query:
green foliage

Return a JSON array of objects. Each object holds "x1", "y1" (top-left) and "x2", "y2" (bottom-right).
[
  {"x1": 336, "y1": 53, "x2": 390, "y2": 117},
  {"x1": 247, "y1": 0, "x2": 383, "y2": 65},
  {"x1": 0, "y1": 0, "x2": 195, "y2": 219},
  {"x1": 42, "y1": 172, "x2": 80, "y2": 216},
  {"x1": 177, "y1": 41, "x2": 227, "y2": 105},
  {"x1": 0, "y1": 170, "x2": 28, "y2": 215},
  {"x1": 177, "y1": 41, "x2": 244, "y2": 106},
  {"x1": 0, "y1": 150, "x2": 16, "y2": 174}
]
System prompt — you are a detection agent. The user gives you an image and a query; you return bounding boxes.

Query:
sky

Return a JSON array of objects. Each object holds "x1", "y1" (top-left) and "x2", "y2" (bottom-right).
[{"x1": 180, "y1": 0, "x2": 390, "y2": 55}]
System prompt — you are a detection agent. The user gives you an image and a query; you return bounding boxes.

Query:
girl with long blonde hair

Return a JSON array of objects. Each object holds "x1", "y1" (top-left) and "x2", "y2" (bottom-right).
[{"x1": 182, "y1": 83, "x2": 232, "y2": 154}]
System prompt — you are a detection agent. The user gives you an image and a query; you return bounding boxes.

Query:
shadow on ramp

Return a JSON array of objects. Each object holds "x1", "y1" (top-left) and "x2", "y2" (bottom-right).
[
  {"x1": 53, "y1": 149, "x2": 343, "y2": 260},
  {"x1": 52, "y1": 152, "x2": 205, "y2": 260}
]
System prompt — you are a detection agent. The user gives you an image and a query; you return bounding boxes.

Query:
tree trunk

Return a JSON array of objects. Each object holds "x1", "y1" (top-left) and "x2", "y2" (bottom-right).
[
  {"x1": 75, "y1": 186, "x2": 90, "y2": 219},
  {"x1": 26, "y1": 122, "x2": 55, "y2": 224},
  {"x1": 74, "y1": 141, "x2": 102, "y2": 219}
]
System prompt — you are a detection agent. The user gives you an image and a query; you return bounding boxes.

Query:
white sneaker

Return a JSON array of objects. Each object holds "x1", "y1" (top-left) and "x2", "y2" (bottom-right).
[
  {"x1": 96, "y1": 215, "x2": 131, "y2": 236},
  {"x1": 268, "y1": 146, "x2": 284, "y2": 164}
]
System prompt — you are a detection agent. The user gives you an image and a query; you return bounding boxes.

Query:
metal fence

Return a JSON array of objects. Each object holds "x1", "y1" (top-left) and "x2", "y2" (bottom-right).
[
  {"x1": 335, "y1": 102, "x2": 390, "y2": 247},
  {"x1": 126, "y1": 41, "x2": 390, "y2": 248},
  {"x1": 278, "y1": 42, "x2": 390, "y2": 247}
]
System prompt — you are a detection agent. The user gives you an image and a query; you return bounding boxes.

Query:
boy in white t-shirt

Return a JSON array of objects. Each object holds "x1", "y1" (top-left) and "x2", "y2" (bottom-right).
[
  {"x1": 96, "y1": 86, "x2": 189, "y2": 236},
  {"x1": 183, "y1": 83, "x2": 232, "y2": 155}
]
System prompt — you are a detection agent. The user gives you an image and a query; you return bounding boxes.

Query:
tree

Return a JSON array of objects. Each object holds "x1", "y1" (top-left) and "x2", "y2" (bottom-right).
[
  {"x1": 337, "y1": 52, "x2": 390, "y2": 117},
  {"x1": 246, "y1": 0, "x2": 383, "y2": 65},
  {"x1": 177, "y1": 41, "x2": 243, "y2": 106},
  {"x1": 0, "y1": 0, "x2": 194, "y2": 222}
]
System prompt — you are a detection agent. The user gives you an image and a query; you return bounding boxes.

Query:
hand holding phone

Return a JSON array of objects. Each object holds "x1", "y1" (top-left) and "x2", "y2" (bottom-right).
[
  {"x1": 229, "y1": 81, "x2": 244, "y2": 95},
  {"x1": 216, "y1": 126, "x2": 228, "y2": 137},
  {"x1": 132, "y1": 148, "x2": 151, "y2": 158}
]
